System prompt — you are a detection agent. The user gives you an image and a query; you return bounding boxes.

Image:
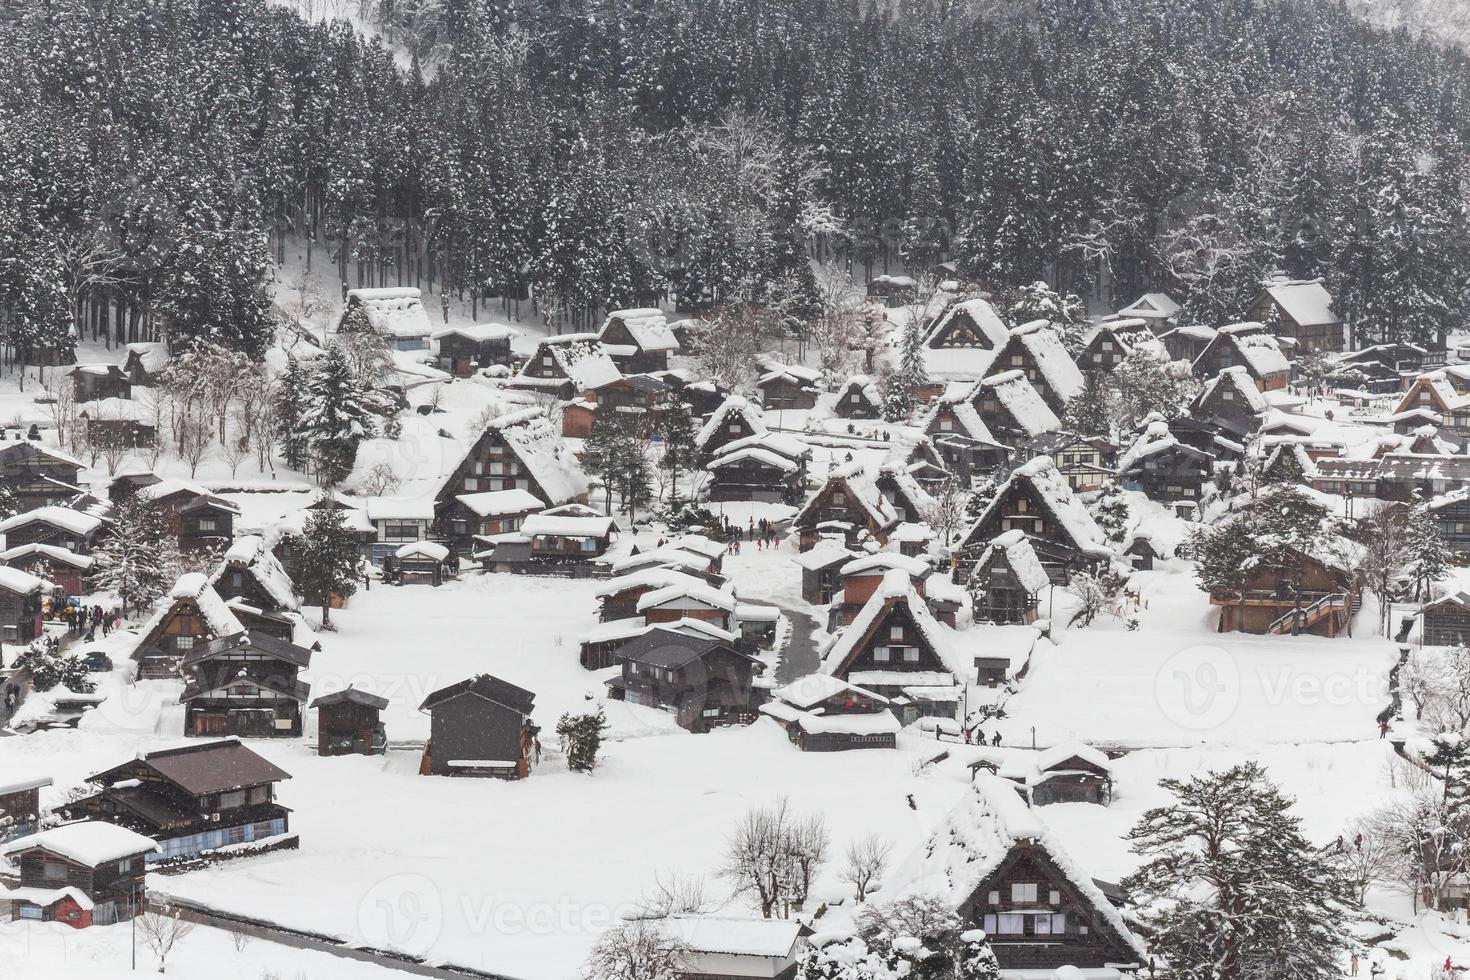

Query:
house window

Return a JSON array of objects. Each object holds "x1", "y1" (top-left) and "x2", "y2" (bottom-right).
[
  {"x1": 197, "y1": 518, "x2": 217, "y2": 532},
  {"x1": 175, "y1": 636, "x2": 194, "y2": 651},
  {"x1": 247, "y1": 786, "x2": 270, "y2": 805},
  {"x1": 996, "y1": 914, "x2": 1026, "y2": 934},
  {"x1": 219, "y1": 790, "x2": 246, "y2": 810},
  {"x1": 17, "y1": 905, "x2": 42, "y2": 920},
  {"x1": 43, "y1": 861, "x2": 67, "y2": 880},
  {"x1": 1035, "y1": 913, "x2": 1068, "y2": 935},
  {"x1": 1016, "y1": 498, "x2": 1029, "y2": 513},
  {"x1": 464, "y1": 478, "x2": 479, "y2": 492},
  {"x1": 988, "y1": 890, "x2": 1000, "y2": 906},
  {"x1": 1012, "y1": 883, "x2": 1038, "y2": 902},
  {"x1": 874, "y1": 648, "x2": 890, "y2": 663},
  {"x1": 1049, "y1": 890, "x2": 1061, "y2": 905},
  {"x1": 729, "y1": 424, "x2": 741, "y2": 434},
  {"x1": 903, "y1": 648, "x2": 919, "y2": 663},
  {"x1": 889, "y1": 626, "x2": 903, "y2": 641},
  {"x1": 702, "y1": 708, "x2": 720, "y2": 718},
  {"x1": 117, "y1": 858, "x2": 132, "y2": 874}
]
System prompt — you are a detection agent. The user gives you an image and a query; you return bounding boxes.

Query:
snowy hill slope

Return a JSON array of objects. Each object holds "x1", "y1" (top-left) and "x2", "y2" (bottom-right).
[{"x1": 1351, "y1": 0, "x2": 1470, "y2": 48}]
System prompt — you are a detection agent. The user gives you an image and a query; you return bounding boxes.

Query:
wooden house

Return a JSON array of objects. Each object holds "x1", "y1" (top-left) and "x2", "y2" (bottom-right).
[
  {"x1": 1019, "y1": 432, "x2": 1114, "y2": 492},
  {"x1": 1124, "y1": 534, "x2": 1161, "y2": 571},
  {"x1": 597, "y1": 308, "x2": 680, "y2": 374},
  {"x1": 364, "y1": 496, "x2": 434, "y2": 566},
  {"x1": 1116, "y1": 419, "x2": 1215, "y2": 506},
  {"x1": 791, "y1": 462, "x2": 899, "y2": 552},
  {"x1": 131, "y1": 573, "x2": 245, "y2": 680},
  {"x1": 604, "y1": 628, "x2": 764, "y2": 732},
  {"x1": 1426, "y1": 489, "x2": 1470, "y2": 559},
  {"x1": 418, "y1": 674, "x2": 538, "y2": 779},
  {"x1": 957, "y1": 456, "x2": 1113, "y2": 584},
  {"x1": 866, "y1": 274, "x2": 918, "y2": 307},
  {"x1": 706, "y1": 434, "x2": 809, "y2": 505},
  {"x1": 0, "y1": 566, "x2": 51, "y2": 643},
  {"x1": 1117, "y1": 291, "x2": 1180, "y2": 334},
  {"x1": 309, "y1": 687, "x2": 389, "y2": 756},
  {"x1": 1335, "y1": 343, "x2": 1434, "y2": 393},
  {"x1": 1394, "y1": 373, "x2": 1470, "y2": 433},
  {"x1": 1192, "y1": 324, "x2": 1290, "y2": 391},
  {"x1": 391, "y1": 541, "x2": 454, "y2": 586},
  {"x1": 921, "y1": 298, "x2": 1013, "y2": 382},
  {"x1": 594, "y1": 568, "x2": 725, "y2": 622},
  {"x1": 1158, "y1": 324, "x2": 1217, "y2": 364},
  {"x1": 341, "y1": 287, "x2": 433, "y2": 351},
  {"x1": 179, "y1": 631, "x2": 312, "y2": 738},
  {"x1": 999, "y1": 742, "x2": 1113, "y2": 806},
  {"x1": 519, "y1": 513, "x2": 617, "y2": 562},
  {"x1": 1076, "y1": 317, "x2": 1160, "y2": 373},
  {"x1": 78, "y1": 398, "x2": 158, "y2": 449},
  {"x1": 209, "y1": 535, "x2": 297, "y2": 615},
  {"x1": 665, "y1": 916, "x2": 808, "y2": 980},
  {"x1": 0, "y1": 822, "x2": 157, "y2": 927},
  {"x1": 1191, "y1": 366, "x2": 1268, "y2": 435},
  {"x1": 793, "y1": 541, "x2": 860, "y2": 606},
  {"x1": 436, "y1": 488, "x2": 543, "y2": 554},
  {"x1": 971, "y1": 371, "x2": 1063, "y2": 447},
  {"x1": 1209, "y1": 542, "x2": 1360, "y2": 636},
  {"x1": 1419, "y1": 592, "x2": 1470, "y2": 647},
  {"x1": 509, "y1": 334, "x2": 621, "y2": 399},
  {"x1": 833, "y1": 375, "x2": 882, "y2": 419},
  {"x1": 988, "y1": 321, "x2": 1085, "y2": 415},
  {"x1": 917, "y1": 775, "x2": 1146, "y2": 973},
  {"x1": 0, "y1": 443, "x2": 85, "y2": 511},
  {"x1": 828, "y1": 553, "x2": 932, "y2": 628},
  {"x1": 438, "y1": 407, "x2": 589, "y2": 511},
  {"x1": 431, "y1": 323, "x2": 516, "y2": 376},
  {"x1": 969, "y1": 530, "x2": 1049, "y2": 626},
  {"x1": 755, "y1": 361, "x2": 822, "y2": 412},
  {"x1": 0, "y1": 506, "x2": 105, "y2": 554},
  {"x1": 759, "y1": 674, "x2": 899, "y2": 751},
  {"x1": 637, "y1": 581, "x2": 738, "y2": 632},
  {"x1": 141, "y1": 480, "x2": 239, "y2": 553},
  {"x1": 819, "y1": 568, "x2": 963, "y2": 723},
  {"x1": 119, "y1": 342, "x2": 169, "y2": 387},
  {"x1": 68, "y1": 364, "x2": 132, "y2": 403},
  {"x1": 1249, "y1": 276, "x2": 1343, "y2": 353},
  {"x1": 583, "y1": 375, "x2": 673, "y2": 435},
  {"x1": 577, "y1": 616, "x2": 738, "y2": 671},
  {"x1": 74, "y1": 738, "x2": 293, "y2": 862},
  {"x1": 0, "y1": 774, "x2": 51, "y2": 844},
  {"x1": 695, "y1": 396, "x2": 767, "y2": 463},
  {"x1": 106, "y1": 468, "x2": 162, "y2": 503}
]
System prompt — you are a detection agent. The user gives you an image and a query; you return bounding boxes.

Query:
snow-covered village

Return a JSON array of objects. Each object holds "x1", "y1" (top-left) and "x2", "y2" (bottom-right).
[{"x1": 11, "y1": 1, "x2": 1470, "y2": 980}]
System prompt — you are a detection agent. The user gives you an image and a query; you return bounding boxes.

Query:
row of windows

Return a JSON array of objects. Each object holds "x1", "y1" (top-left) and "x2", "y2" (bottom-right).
[
  {"x1": 150, "y1": 818, "x2": 286, "y2": 862},
  {"x1": 981, "y1": 913, "x2": 1075, "y2": 937}
]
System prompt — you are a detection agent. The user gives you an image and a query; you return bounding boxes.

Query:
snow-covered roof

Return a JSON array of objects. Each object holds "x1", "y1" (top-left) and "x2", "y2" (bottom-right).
[
  {"x1": 137, "y1": 573, "x2": 244, "y2": 640},
  {"x1": 0, "y1": 543, "x2": 95, "y2": 570},
  {"x1": 1013, "y1": 321, "x2": 1084, "y2": 403},
  {"x1": 1035, "y1": 740, "x2": 1111, "y2": 774},
  {"x1": 919, "y1": 392, "x2": 996, "y2": 444},
  {"x1": 821, "y1": 568, "x2": 964, "y2": 679},
  {"x1": 454, "y1": 489, "x2": 544, "y2": 517},
  {"x1": 1262, "y1": 277, "x2": 1339, "y2": 327},
  {"x1": 1196, "y1": 366, "x2": 1268, "y2": 414},
  {"x1": 836, "y1": 374, "x2": 881, "y2": 406},
  {"x1": 696, "y1": 396, "x2": 767, "y2": 449},
  {"x1": 489, "y1": 408, "x2": 590, "y2": 506},
  {"x1": 795, "y1": 461, "x2": 897, "y2": 534},
  {"x1": 0, "y1": 506, "x2": 104, "y2": 538},
  {"x1": 977, "y1": 529, "x2": 1050, "y2": 595},
  {"x1": 665, "y1": 916, "x2": 803, "y2": 958},
  {"x1": 637, "y1": 582, "x2": 738, "y2": 614},
  {"x1": 1, "y1": 821, "x2": 159, "y2": 865},
  {"x1": 791, "y1": 539, "x2": 859, "y2": 571},
  {"x1": 600, "y1": 308, "x2": 679, "y2": 353},
  {"x1": 593, "y1": 567, "x2": 719, "y2": 599},
  {"x1": 1119, "y1": 292, "x2": 1180, "y2": 319},
  {"x1": 521, "y1": 514, "x2": 616, "y2": 539},
  {"x1": 839, "y1": 552, "x2": 930, "y2": 579},
  {"x1": 431, "y1": 322, "x2": 517, "y2": 343},
  {"x1": 525, "y1": 336, "x2": 623, "y2": 390},
  {"x1": 214, "y1": 535, "x2": 298, "y2": 611},
  {"x1": 894, "y1": 774, "x2": 1146, "y2": 959},
  {"x1": 770, "y1": 672, "x2": 889, "y2": 709},
  {"x1": 0, "y1": 884, "x2": 96, "y2": 911},
  {"x1": 0, "y1": 564, "x2": 52, "y2": 596},
  {"x1": 706, "y1": 445, "x2": 802, "y2": 473},
  {"x1": 344, "y1": 287, "x2": 433, "y2": 339},
  {"x1": 1232, "y1": 332, "x2": 1291, "y2": 377},
  {"x1": 758, "y1": 358, "x2": 823, "y2": 388},
  {"x1": 365, "y1": 496, "x2": 436, "y2": 521},
  {"x1": 121, "y1": 341, "x2": 170, "y2": 374},
  {"x1": 971, "y1": 456, "x2": 1110, "y2": 557},
  {"x1": 977, "y1": 371, "x2": 1061, "y2": 437},
  {"x1": 396, "y1": 541, "x2": 450, "y2": 562},
  {"x1": 1115, "y1": 420, "x2": 1198, "y2": 475}
]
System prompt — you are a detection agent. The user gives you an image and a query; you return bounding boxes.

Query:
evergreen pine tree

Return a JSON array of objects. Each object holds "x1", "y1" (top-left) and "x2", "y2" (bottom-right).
[
  {"x1": 658, "y1": 400, "x2": 699, "y2": 514},
  {"x1": 1124, "y1": 763, "x2": 1356, "y2": 980},
  {"x1": 276, "y1": 353, "x2": 311, "y2": 472},
  {"x1": 1407, "y1": 500, "x2": 1452, "y2": 602},
  {"x1": 1091, "y1": 483, "x2": 1131, "y2": 546},
  {"x1": 1064, "y1": 371, "x2": 1112, "y2": 438},
  {"x1": 299, "y1": 344, "x2": 377, "y2": 487},
  {"x1": 556, "y1": 706, "x2": 609, "y2": 773},
  {"x1": 90, "y1": 495, "x2": 180, "y2": 617},
  {"x1": 295, "y1": 504, "x2": 360, "y2": 629}
]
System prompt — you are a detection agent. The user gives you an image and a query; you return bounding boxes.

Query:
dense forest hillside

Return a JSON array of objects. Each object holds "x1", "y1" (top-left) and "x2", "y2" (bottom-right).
[
  {"x1": 3, "y1": 0, "x2": 1470, "y2": 364},
  {"x1": 1352, "y1": 0, "x2": 1470, "y2": 49}
]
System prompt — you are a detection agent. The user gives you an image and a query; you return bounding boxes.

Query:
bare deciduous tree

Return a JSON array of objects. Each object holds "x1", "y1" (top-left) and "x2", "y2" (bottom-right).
[
  {"x1": 178, "y1": 410, "x2": 213, "y2": 478},
  {"x1": 581, "y1": 919, "x2": 689, "y2": 980},
  {"x1": 924, "y1": 479, "x2": 969, "y2": 548},
  {"x1": 634, "y1": 871, "x2": 712, "y2": 920},
  {"x1": 719, "y1": 798, "x2": 828, "y2": 919},
  {"x1": 136, "y1": 906, "x2": 196, "y2": 973},
  {"x1": 839, "y1": 834, "x2": 893, "y2": 903}
]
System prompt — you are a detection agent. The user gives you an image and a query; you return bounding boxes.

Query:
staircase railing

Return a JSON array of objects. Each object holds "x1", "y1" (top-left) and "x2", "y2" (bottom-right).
[{"x1": 1268, "y1": 592, "x2": 1347, "y2": 635}]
